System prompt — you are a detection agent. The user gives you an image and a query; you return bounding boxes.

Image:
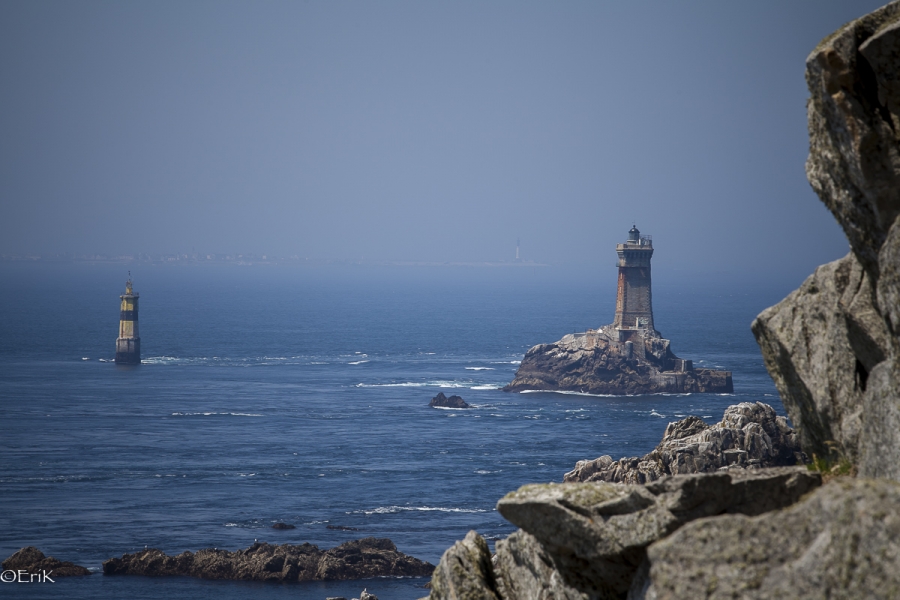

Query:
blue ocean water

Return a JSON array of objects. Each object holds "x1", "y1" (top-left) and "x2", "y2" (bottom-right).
[{"x1": 0, "y1": 263, "x2": 794, "y2": 599}]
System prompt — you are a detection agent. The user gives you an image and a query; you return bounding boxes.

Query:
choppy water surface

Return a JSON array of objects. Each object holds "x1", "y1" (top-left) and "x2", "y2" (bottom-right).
[{"x1": 0, "y1": 264, "x2": 792, "y2": 599}]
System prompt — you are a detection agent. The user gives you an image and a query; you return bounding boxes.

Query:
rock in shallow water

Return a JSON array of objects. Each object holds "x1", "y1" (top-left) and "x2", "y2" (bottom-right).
[
  {"x1": 430, "y1": 393, "x2": 471, "y2": 409},
  {"x1": 2, "y1": 546, "x2": 92, "y2": 577},
  {"x1": 565, "y1": 402, "x2": 803, "y2": 484},
  {"x1": 102, "y1": 538, "x2": 433, "y2": 582}
]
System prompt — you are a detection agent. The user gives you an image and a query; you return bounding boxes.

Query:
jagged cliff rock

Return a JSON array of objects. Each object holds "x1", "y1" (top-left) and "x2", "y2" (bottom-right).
[
  {"x1": 102, "y1": 538, "x2": 433, "y2": 582},
  {"x1": 752, "y1": 1, "x2": 900, "y2": 477},
  {"x1": 2, "y1": 546, "x2": 92, "y2": 576},
  {"x1": 564, "y1": 402, "x2": 803, "y2": 484},
  {"x1": 643, "y1": 477, "x2": 900, "y2": 599},
  {"x1": 428, "y1": 468, "x2": 820, "y2": 600},
  {"x1": 503, "y1": 327, "x2": 732, "y2": 395}
]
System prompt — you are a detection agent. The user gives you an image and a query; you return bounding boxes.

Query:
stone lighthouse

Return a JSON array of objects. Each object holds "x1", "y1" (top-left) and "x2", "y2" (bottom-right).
[
  {"x1": 115, "y1": 274, "x2": 141, "y2": 364},
  {"x1": 613, "y1": 225, "x2": 655, "y2": 335}
]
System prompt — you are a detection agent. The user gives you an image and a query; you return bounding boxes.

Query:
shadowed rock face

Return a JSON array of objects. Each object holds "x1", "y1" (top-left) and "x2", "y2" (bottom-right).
[
  {"x1": 503, "y1": 328, "x2": 732, "y2": 395},
  {"x1": 428, "y1": 468, "x2": 820, "y2": 600},
  {"x1": 565, "y1": 402, "x2": 803, "y2": 484},
  {"x1": 752, "y1": 0, "x2": 900, "y2": 477},
  {"x1": 2, "y1": 546, "x2": 91, "y2": 577},
  {"x1": 102, "y1": 538, "x2": 434, "y2": 582},
  {"x1": 645, "y1": 478, "x2": 900, "y2": 600}
]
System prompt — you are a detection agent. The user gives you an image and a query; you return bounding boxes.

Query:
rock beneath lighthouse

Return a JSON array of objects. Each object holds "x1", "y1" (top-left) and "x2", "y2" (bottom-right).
[{"x1": 503, "y1": 326, "x2": 733, "y2": 395}]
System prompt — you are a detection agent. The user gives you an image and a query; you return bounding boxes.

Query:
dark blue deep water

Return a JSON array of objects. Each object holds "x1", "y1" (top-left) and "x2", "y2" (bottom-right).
[{"x1": 0, "y1": 263, "x2": 795, "y2": 599}]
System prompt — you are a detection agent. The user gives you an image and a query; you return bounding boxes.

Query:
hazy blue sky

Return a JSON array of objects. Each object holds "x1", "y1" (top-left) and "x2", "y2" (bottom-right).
[{"x1": 0, "y1": 1, "x2": 886, "y2": 277}]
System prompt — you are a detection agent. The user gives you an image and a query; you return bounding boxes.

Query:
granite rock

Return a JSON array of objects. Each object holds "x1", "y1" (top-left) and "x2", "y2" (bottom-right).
[
  {"x1": 102, "y1": 538, "x2": 433, "y2": 582},
  {"x1": 428, "y1": 531, "x2": 500, "y2": 600},
  {"x1": 565, "y1": 403, "x2": 803, "y2": 484},
  {"x1": 493, "y1": 530, "x2": 587, "y2": 600},
  {"x1": 503, "y1": 327, "x2": 732, "y2": 395},
  {"x1": 643, "y1": 477, "x2": 900, "y2": 599},
  {"x1": 753, "y1": 0, "x2": 900, "y2": 476},
  {"x1": 430, "y1": 393, "x2": 471, "y2": 409},
  {"x1": 491, "y1": 468, "x2": 819, "y2": 599},
  {"x1": 2, "y1": 546, "x2": 92, "y2": 577}
]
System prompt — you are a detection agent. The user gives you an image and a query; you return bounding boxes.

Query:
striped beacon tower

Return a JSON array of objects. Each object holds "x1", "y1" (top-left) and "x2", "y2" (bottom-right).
[
  {"x1": 115, "y1": 273, "x2": 141, "y2": 364},
  {"x1": 613, "y1": 225, "x2": 656, "y2": 336}
]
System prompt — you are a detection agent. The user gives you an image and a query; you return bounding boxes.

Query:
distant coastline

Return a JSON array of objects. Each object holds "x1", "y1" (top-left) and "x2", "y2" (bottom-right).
[{"x1": 0, "y1": 253, "x2": 548, "y2": 268}]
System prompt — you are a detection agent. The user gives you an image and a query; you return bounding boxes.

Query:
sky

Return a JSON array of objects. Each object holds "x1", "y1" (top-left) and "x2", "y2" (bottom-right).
[{"x1": 0, "y1": 1, "x2": 888, "y2": 278}]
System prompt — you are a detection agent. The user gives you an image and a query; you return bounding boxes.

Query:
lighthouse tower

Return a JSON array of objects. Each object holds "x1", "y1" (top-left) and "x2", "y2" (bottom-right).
[
  {"x1": 613, "y1": 225, "x2": 655, "y2": 334},
  {"x1": 115, "y1": 274, "x2": 141, "y2": 364}
]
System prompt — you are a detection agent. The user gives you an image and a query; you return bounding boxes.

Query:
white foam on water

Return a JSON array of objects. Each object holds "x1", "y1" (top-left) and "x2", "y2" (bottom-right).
[
  {"x1": 356, "y1": 380, "x2": 470, "y2": 389},
  {"x1": 170, "y1": 412, "x2": 263, "y2": 417},
  {"x1": 650, "y1": 410, "x2": 666, "y2": 418},
  {"x1": 470, "y1": 385, "x2": 501, "y2": 390},
  {"x1": 474, "y1": 469, "x2": 502, "y2": 474},
  {"x1": 348, "y1": 360, "x2": 369, "y2": 365},
  {"x1": 491, "y1": 360, "x2": 521, "y2": 365},
  {"x1": 81, "y1": 357, "x2": 90, "y2": 361},
  {"x1": 520, "y1": 389, "x2": 618, "y2": 398},
  {"x1": 465, "y1": 367, "x2": 494, "y2": 371},
  {"x1": 347, "y1": 505, "x2": 488, "y2": 516}
]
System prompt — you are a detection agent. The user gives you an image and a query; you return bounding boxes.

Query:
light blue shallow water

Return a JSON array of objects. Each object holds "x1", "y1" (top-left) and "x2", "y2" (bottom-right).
[{"x1": 0, "y1": 263, "x2": 793, "y2": 599}]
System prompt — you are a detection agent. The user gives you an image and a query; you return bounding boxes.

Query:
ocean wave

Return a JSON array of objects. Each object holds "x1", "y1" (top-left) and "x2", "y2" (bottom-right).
[
  {"x1": 519, "y1": 389, "x2": 618, "y2": 398},
  {"x1": 348, "y1": 360, "x2": 369, "y2": 365},
  {"x1": 347, "y1": 505, "x2": 488, "y2": 516},
  {"x1": 470, "y1": 384, "x2": 501, "y2": 390},
  {"x1": 649, "y1": 410, "x2": 666, "y2": 418},
  {"x1": 356, "y1": 381, "x2": 467, "y2": 389},
  {"x1": 491, "y1": 360, "x2": 521, "y2": 365},
  {"x1": 170, "y1": 412, "x2": 264, "y2": 417},
  {"x1": 474, "y1": 469, "x2": 502, "y2": 474},
  {"x1": 465, "y1": 367, "x2": 494, "y2": 371}
]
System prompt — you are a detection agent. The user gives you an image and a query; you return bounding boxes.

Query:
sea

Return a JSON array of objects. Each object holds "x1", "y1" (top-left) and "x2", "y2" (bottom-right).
[{"x1": 0, "y1": 262, "x2": 796, "y2": 599}]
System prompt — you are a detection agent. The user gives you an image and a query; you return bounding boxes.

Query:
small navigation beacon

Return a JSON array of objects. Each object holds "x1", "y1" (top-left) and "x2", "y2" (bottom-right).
[{"x1": 115, "y1": 272, "x2": 141, "y2": 364}]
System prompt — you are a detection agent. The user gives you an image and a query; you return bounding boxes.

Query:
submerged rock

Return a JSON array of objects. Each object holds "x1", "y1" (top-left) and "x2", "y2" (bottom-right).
[
  {"x1": 564, "y1": 402, "x2": 803, "y2": 484},
  {"x1": 2, "y1": 546, "x2": 92, "y2": 577},
  {"x1": 102, "y1": 538, "x2": 434, "y2": 582},
  {"x1": 503, "y1": 327, "x2": 732, "y2": 395},
  {"x1": 272, "y1": 522, "x2": 295, "y2": 530},
  {"x1": 430, "y1": 393, "x2": 471, "y2": 409}
]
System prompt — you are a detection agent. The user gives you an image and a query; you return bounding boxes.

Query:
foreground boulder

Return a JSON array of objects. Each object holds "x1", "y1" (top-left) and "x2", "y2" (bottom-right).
[
  {"x1": 503, "y1": 328, "x2": 732, "y2": 395},
  {"x1": 430, "y1": 393, "x2": 471, "y2": 409},
  {"x1": 2, "y1": 546, "x2": 91, "y2": 576},
  {"x1": 102, "y1": 538, "x2": 433, "y2": 582},
  {"x1": 428, "y1": 467, "x2": 820, "y2": 599},
  {"x1": 643, "y1": 477, "x2": 900, "y2": 599},
  {"x1": 752, "y1": 0, "x2": 900, "y2": 476},
  {"x1": 565, "y1": 402, "x2": 803, "y2": 484}
]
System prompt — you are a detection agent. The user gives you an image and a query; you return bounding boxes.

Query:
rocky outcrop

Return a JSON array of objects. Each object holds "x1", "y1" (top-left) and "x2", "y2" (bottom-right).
[
  {"x1": 102, "y1": 538, "x2": 433, "y2": 582},
  {"x1": 2, "y1": 546, "x2": 92, "y2": 576},
  {"x1": 644, "y1": 477, "x2": 900, "y2": 599},
  {"x1": 428, "y1": 468, "x2": 820, "y2": 600},
  {"x1": 564, "y1": 402, "x2": 803, "y2": 484},
  {"x1": 503, "y1": 327, "x2": 732, "y2": 395},
  {"x1": 430, "y1": 393, "x2": 471, "y2": 409},
  {"x1": 752, "y1": 1, "x2": 900, "y2": 476}
]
